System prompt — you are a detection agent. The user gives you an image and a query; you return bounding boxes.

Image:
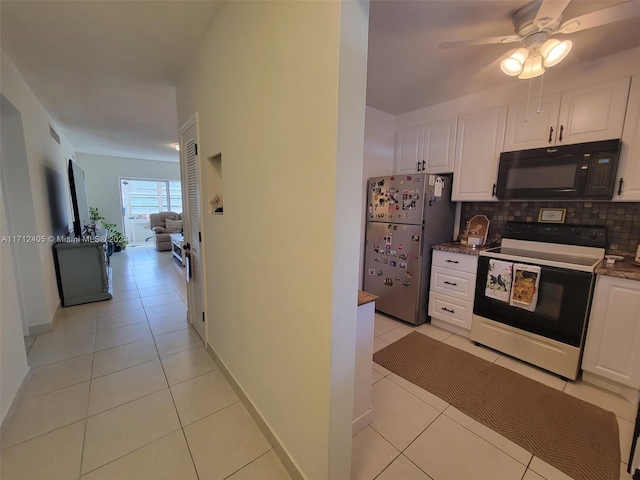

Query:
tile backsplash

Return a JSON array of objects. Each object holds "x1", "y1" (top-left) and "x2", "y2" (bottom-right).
[{"x1": 461, "y1": 201, "x2": 640, "y2": 253}]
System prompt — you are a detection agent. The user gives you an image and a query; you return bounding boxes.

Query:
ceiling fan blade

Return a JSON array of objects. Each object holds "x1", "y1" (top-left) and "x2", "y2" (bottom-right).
[
  {"x1": 439, "y1": 35, "x2": 520, "y2": 49},
  {"x1": 556, "y1": 1, "x2": 640, "y2": 34},
  {"x1": 534, "y1": 0, "x2": 571, "y2": 28}
]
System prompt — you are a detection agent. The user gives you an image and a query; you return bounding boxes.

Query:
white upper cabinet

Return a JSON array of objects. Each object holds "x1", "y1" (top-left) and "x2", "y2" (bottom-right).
[
  {"x1": 424, "y1": 118, "x2": 457, "y2": 174},
  {"x1": 452, "y1": 106, "x2": 507, "y2": 201},
  {"x1": 395, "y1": 126, "x2": 424, "y2": 174},
  {"x1": 395, "y1": 119, "x2": 457, "y2": 174},
  {"x1": 557, "y1": 77, "x2": 630, "y2": 145},
  {"x1": 614, "y1": 77, "x2": 640, "y2": 202},
  {"x1": 504, "y1": 77, "x2": 630, "y2": 152},
  {"x1": 504, "y1": 94, "x2": 561, "y2": 151}
]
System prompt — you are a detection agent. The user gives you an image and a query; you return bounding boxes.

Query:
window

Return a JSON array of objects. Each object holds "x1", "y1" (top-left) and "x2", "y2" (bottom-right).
[{"x1": 120, "y1": 178, "x2": 182, "y2": 246}]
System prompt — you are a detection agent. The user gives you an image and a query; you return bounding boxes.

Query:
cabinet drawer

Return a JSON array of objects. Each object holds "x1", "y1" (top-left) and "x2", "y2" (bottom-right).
[
  {"x1": 431, "y1": 250, "x2": 478, "y2": 274},
  {"x1": 430, "y1": 266, "x2": 476, "y2": 301},
  {"x1": 428, "y1": 292, "x2": 473, "y2": 330}
]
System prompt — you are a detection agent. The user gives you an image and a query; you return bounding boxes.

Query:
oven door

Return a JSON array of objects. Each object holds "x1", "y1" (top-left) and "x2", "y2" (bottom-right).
[{"x1": 473, "y1": 256, "x2": 595, "y2": 347}]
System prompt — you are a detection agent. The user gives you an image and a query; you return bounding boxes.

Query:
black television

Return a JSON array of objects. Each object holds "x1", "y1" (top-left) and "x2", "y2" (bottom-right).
[{"x1": 68, "y1": 159, "x2": 91, "y2": 237}]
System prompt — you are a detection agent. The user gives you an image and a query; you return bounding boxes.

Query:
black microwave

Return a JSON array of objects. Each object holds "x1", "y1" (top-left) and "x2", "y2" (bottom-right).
[{"x1": 496, "y1": 139, "x2": 621, "y2": 200}]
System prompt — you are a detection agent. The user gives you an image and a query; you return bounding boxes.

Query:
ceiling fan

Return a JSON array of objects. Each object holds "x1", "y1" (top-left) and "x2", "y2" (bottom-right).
[{"x1": 439, "y1": 0, "x2": 640, "y2": 79}]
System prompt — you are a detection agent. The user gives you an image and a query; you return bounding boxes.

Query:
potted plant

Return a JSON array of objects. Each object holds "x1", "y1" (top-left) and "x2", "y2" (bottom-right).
[{"x1": 89, "y1": 207, "x2": 128, "y2": 252}]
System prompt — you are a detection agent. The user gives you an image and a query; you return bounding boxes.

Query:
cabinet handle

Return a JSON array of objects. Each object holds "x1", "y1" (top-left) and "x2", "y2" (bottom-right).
[
  {"x1": 548, "y1": 126, "x2": 554, "y2": 143},
  {"x1": 618, "y1": 178, "x2": 624, "y2": 196},
  {"x1": 422, "y1": 160, "x2": 426, "y2": 171},
  {"x1": 445, "y1": 259, "x2": 459, "y2": 264},
  {"x1": 559, "y1": 125, "x2": 564, "y2": 142},
  {"x1": 492, "y1": 183, "x2": 497, "y2": 197},
  {"x1": 441, "y1": 307, "x2": 455, "y2": 313},
  {"x1": 416, "y1": 161, "x2": 421, "y2": 172},
  {"x1": 443, "y1": 281, "x2": 458, "y2": 286}
]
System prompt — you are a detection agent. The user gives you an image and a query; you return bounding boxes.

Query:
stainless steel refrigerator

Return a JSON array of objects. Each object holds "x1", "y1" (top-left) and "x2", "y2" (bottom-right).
[{"x1": 364, "y1": 173, "x2": 455, "y2": 325}]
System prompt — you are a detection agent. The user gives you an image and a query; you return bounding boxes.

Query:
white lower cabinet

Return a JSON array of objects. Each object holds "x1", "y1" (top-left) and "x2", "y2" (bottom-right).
[
  {"x1": 429, "y1": 250, "x2": 478, "y2": 336},
  {"x1": 582, "y1": 275, "x2": 640, "y2": 402}
]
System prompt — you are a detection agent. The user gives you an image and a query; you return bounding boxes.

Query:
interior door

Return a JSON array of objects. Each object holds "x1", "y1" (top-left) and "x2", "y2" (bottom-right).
[{"x1": 180, "y1": 116, "x2": 205, "y2": 342}]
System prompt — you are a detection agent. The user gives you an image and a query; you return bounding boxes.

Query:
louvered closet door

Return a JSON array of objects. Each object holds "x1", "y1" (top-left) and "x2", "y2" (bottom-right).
[{"x1": 182, "y1": 121, "x2": 205, "y2": 342}]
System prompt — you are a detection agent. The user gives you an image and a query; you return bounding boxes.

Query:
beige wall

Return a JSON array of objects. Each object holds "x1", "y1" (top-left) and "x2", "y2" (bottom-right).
[
  {"x1": 75, "y1": 153, "x2": 181, "y2": 234},
  {"x1": 176, "y1": 1, "x2": 369, "y2": 478}
]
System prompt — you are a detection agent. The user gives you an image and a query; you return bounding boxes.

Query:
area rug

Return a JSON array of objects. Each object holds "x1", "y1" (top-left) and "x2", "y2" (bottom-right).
[{"x1": 373, "y1": 331, "x2": 620, "y2": 480}]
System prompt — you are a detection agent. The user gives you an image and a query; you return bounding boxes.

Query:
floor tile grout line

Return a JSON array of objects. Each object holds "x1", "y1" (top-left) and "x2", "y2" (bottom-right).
[
  {"x1": 221, "y1": 448, "x2": 277, "y2": 480},
  {"x1": 439, "y1": 405, "x2": 534, "y2": 468},
  {"x1": 79, "y1": 428, "x2": 184, "y2": 477},
  {"x1": 150, "y1": 303, "x2": 202, "y2": 480},
  {"x1": 0, "y1": 418, "x2": 88, "y2": 453}
]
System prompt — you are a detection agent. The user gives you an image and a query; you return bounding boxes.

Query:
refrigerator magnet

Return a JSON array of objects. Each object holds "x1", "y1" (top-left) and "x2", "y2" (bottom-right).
[
  {"x1": 399, "y1": 262, "x2": 407, "y2": 270},
  {"x1": 368, "y1": 269, "x2": 375, "y2": 275},
  {"x1": 384, "y1": 278, "x2": 393, "y2": 286},
  {"x1": 398, "y1": 243, "x2": 404, "y2": 250},
  {"x1": 402, "y1": 281, "x2": 411, "y2": 287},
  {"x1": 390, "y1": 261, "x2": 396, "y2": 267}
]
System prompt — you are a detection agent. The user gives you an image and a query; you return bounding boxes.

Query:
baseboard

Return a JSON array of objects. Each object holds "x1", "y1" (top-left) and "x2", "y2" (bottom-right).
[
  {"x1": 28, "y1": 302, "x2": 61, "y2": 336},
  {"x1": 1, "y1": 368, "x2": 31, "y2": 440},
  {"x1": 352, "y1": 408, "x2": 374, "y2": 436},
  {"x1": 28, "y1": 322, "x2": 54, "y2": 336},
  {"x1": 205, "y1": 342, "x2": 304, "y2": 480},
  {"x1": 581, "y1": 371, "x2": 640, "y2": 404}
]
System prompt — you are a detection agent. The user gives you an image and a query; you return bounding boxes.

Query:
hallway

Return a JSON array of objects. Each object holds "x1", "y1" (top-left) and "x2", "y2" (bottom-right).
[{"x1": 1, "y1": 247, "x2": 291, "y2": 479}]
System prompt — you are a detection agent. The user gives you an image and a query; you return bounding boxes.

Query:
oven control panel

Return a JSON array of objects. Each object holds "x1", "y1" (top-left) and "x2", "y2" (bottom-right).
[{"x1": 503, "y1": 222, "x2": 606, "y2": 248}]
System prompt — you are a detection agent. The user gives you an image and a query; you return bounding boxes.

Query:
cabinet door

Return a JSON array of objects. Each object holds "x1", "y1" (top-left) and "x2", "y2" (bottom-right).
[
  {"x1": 582, "y1": 275, "x2": 640, "y2": 388},
  {"x1": 395, "y1": 126, "x2": 424, "y2": 174},
  {"x1": 557, "y1": 77, "x2": 630, "y2": 146},
  {"x1": 424, "y1": 118, "x2": 457, "y2": 174},
  {"x1": 503, "y1": 94, "x2": 561, "y2": 151},
  {"x1": 614, "y1": 80, "x2": 640, "y2": 201},
  {"x1": 452, "y1": 106, "x2": 506, "y2": 201}
]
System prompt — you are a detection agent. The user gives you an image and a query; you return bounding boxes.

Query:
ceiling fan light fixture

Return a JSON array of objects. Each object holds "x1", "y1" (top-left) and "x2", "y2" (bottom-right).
[
  {"x1": 541, "y1": 39, "x2": 572, "y2": 67},
  {"x1": 518, "y1": 54, "x2": 545, "y2": 79},
  {"x1": 500, "y1": 47, "x2": 529, "y2": 76}
]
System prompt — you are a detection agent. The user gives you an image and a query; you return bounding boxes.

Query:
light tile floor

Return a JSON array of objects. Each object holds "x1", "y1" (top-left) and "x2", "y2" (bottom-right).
[
  {"x1": 352, "y1": 313, "x2": 638, "y2": 480},
  {"x1": 2, "y1": 246, "x2": 291, "y2": 480},
  {"x1": 4, "y1": 246, "x2": 637, "y2": 479}
]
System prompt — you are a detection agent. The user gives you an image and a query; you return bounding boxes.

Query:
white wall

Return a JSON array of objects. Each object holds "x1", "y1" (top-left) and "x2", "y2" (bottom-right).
[
  {"x1": 1, "y1": 50, "x2": 76, "y2": 332},
  {"x1": 1, "y1": 48, "x2": 76, "y2": 424},
  {"x1": 359, "y1": 106, "x2": 395, "y2": 288},
  {"x1": 75, "y1": 153, "x2": 181, "y2": 234},
  {"x1": 176, "y1": 2, "x2": 369, "y2": 478},
  {"x1": 0, "y1": 180, "x2": 30, "y2": 426}
]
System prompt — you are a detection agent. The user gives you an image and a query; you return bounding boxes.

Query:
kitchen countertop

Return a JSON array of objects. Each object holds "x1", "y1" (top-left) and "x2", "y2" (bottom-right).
[
  {"x1": 358, "y1": 290, "x2": 379, "y2": 306},
  {"x1": 432, "y1": 242, "x2": 497, "y2": 256},
  {"x1": 595, "y1": 254, "x2": 640, "y2": 281}
]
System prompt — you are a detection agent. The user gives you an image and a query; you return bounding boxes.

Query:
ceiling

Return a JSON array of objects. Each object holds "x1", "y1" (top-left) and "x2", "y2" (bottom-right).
[
  {"x1": 367, "y1": 0, "x2": 640, "y2": 115},
  {"x1": 1, "y1": 1, "x2": 223, "y2": 162},
  {"x1": 1, "y1": 1, "x2": 639, "y2": 162}
]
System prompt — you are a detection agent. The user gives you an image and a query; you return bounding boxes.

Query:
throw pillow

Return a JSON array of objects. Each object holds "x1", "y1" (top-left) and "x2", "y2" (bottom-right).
[{"x1": 165, "y1": 218, "x2": 183, "y2": 233}]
